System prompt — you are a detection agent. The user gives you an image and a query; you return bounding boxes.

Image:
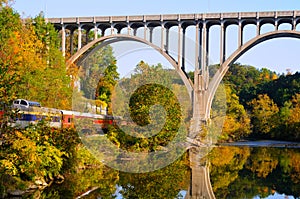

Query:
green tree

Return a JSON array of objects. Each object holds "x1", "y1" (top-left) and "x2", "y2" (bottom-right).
[
  {"x1": 107, "y1": 61, "x2": 187, "y2": 152},
  {"x1": 259, "y1": 72, "x2": 300, "y2": 107},
  {"x1": 272, "y1": 93, "x2": 300, "y2": 140},
  {"x1": 223, "y1": 63, "x2": 262, "y2": 95},
  {"x1": 78, "y1": 45, "x2": 117, "y2": 112},
  {"x1": 96, "y1": 59, "x2": 119, "y2": 114},
  {"x1": 32, "y1": 13, "x2": 61, "y2": 51},
  {"x1": 31, "y1": 14, "x2": 72, "y2": 109}
]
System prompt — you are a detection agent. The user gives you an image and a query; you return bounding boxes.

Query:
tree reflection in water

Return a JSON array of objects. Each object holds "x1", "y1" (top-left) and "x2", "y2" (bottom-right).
[
  {"x1": 209, "y1": 146, "x2": 300, "y2": 199},
  {"x1": 41, "y1": 146, "x2": 300, "y2": 199}
]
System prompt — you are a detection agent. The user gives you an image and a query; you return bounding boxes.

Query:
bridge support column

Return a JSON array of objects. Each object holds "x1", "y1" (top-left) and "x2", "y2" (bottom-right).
[
  {"x1": 189, "y1": 20, "x2": 211, "y2": 142},
  {"x1": 238, "y1": 21, "x2": 242, "y2": 48},
  {"x1": 220, "y1": 22, "x2": 226, "y2": 64},
  {"x1": 127, "y1": 23, "x2": 131, "y2": 35},
  {"x1": 256, "y1": 20, "x2": 260, "y2": 36},
  {"x1": 161, "y1": 23, "x2": 164, "y2": 50},
  {"x1": 149, "y1": 27, "x2": 153, "y2": 43},
  {"x1": 85, "y1": 28, "x2": 90, "y2": 44},
  {"x1": 78, "y1": 26, "x2": 82, "y2": 50},
  {"x1": 182, "y1": 27, "x2": 186, "y2": 71},
  {"x1": 185, "y1": 148, "x2": 216, "y2": 199},
  {"x1": 70, "y1": 30, "x2": 74, "y2": 55},
  {"x1": 61, "y1": 25, "x2": 66, "y2": 56},
  {"x1": 144, "y1": 24, "x2": 147, "y2": 40},
  {"x1": 178, "y1": 22, "x2": 182, "y2": 68},
  {"x1": 94, "y1": 24, "x2": 98, "y2": 40},
  {"x1": 190, "y1": 71, "x2": 210, "y2": 140},
  {"x1": 165, "y1": 28, "x2": 169, "y2": 52}
]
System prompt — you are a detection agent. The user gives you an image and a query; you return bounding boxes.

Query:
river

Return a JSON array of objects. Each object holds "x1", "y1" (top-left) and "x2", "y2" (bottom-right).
[{"x1": 39, "y1": 140, "x2": 300, "y2": 199}]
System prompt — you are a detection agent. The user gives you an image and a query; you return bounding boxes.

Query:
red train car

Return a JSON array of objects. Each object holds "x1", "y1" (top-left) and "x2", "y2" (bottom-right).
[{"x1": 61, "y1": 110, "x2": 116, "y2": 134}]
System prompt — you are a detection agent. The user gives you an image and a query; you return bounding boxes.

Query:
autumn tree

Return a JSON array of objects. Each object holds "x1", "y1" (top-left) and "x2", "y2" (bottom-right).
[
  {"x1": 0, "y1": 6, "x2": 78, "y2": 192},
  {"x1": 0, "y1": 6, "x2": 23, "y2": 133},
  {"x1": 0, "y1": 6, "x2": 22, "y2": 104},
  {"x1": 0, "y1": 8, "x2": 72, "y2": 109},
  {"x1": 246, "y1": 148, "x2": 279, "y2": 178},
  {"x1": 221, "y1": 86, "x2": 251, "y2": 141},
  {"x1": 209, "y1": 146, "x2": 250, "y2": 196},
  {"x1": 249, "y1": 94, "x2": 279, "y2": 136}
]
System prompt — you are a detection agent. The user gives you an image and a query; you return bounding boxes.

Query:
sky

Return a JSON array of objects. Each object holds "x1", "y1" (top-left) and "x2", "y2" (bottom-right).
[
  {"x1": 12, "y1": 0, "x2": 300, "y2": 18},
  {"x1": 12, "y1": 0, "x2": 300, "y2": 74}
]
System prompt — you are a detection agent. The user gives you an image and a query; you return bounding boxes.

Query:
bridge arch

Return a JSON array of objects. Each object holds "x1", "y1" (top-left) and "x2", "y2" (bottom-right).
[
  {"x1": 208, "y1": 30, "x2": 300, "y2": 115},
  {"x1": 67, "y1": 34, "x2": 193, "y2": 98}
]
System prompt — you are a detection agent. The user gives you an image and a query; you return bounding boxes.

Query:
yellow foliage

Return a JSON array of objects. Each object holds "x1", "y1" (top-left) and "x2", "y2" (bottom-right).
[
  {"x1": 95, "y1": 99, "x2": 107, "y2": 108},
  {"x1": 246, "y1": 148, "x2": 278, "y2": 178}
]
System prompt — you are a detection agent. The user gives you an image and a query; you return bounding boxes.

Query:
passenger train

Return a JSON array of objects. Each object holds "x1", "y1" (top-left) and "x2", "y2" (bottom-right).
[{"x1": 0, "y1": 99, "x2": 117, "y2": 133}]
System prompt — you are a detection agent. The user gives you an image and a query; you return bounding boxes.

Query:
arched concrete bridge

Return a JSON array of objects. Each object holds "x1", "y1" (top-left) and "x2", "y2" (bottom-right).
[
  {"x1": 47, "y1": 10, "x2": 300, "y2": 139},
  {"x1": 46, "y1": 10, "x2": 300, "y2": 198}
]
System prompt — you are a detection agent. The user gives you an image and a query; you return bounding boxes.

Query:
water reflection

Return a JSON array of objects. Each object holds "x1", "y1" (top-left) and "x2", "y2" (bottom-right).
[
  {"x1": 209, "y1": 146, "x2": 300, "y2": 199},
  {"x1": 185, "y1": 147, "x2": 215, "y2": 199},
  {"x1": 41, "y1": 145, "x2": 300, "y2": 199}
]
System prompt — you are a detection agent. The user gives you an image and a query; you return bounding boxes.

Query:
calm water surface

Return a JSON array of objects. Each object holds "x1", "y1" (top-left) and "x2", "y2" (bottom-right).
[{"x1": 42, "y1": 142, "x2": 300, "y2": 199}]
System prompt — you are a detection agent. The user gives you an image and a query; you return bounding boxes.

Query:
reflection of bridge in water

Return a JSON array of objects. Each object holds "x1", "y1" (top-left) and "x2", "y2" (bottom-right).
[{"x1": 185, "y1": 147, "x2": 215, "y2": 199}]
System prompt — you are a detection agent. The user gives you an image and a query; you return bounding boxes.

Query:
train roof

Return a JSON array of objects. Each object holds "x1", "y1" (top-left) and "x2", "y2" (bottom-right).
[
  {"x1": 60, "y1": 110, "x2": 122, "y2": 120},
  {"x1": 61, "y1": 110, "x2": 106, "y2": 119},
  {"x1": 14, "y1": 99, "x2": 41, "y2": 107}
]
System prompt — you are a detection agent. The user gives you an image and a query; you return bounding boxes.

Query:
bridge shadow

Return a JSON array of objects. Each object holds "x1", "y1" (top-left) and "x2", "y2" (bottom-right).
[{"x1": 185, "y1": 147, "x2": 216, "y2": 199}]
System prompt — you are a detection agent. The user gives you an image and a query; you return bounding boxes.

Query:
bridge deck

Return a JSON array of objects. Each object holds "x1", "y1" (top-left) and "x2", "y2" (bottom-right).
[{"x1": 47, "y1": 10, "x2": 300, "y2": 24}]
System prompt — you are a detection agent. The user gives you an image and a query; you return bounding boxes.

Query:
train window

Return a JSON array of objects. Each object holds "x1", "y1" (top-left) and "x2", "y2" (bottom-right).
[
  {"x1": 22, "y1": 114, "x2": 30, "y2": 121},
  {"x1": 20, "y1": 100, "x2": 28, "y2": 106},
  {"x1": 52, "y1": 116, "x2": 60, "y2": 122},
  {"x1": 31, "y1": 115, "x2": 37, "y2": 121},
  {"x1": 68, "y1": 117, "x2": 73, "y2": 123},
  {"x1": 28, "y1": 101, "x2": 41, "y2": 107}
]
